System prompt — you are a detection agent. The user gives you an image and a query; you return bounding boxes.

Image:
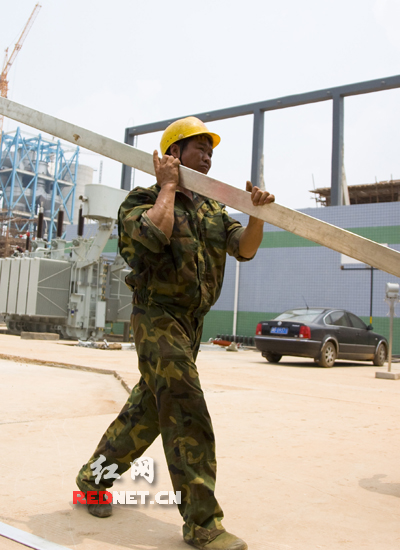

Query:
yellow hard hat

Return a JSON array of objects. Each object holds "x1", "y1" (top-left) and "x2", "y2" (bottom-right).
[{"x1": 160, "y1": 116, "x2": 221, "y2": 156}]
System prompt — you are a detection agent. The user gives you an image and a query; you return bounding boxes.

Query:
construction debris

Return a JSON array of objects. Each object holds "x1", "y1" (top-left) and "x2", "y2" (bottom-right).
[{"x1": 77, "y1": 339, "x2": 135, "y2": 351}]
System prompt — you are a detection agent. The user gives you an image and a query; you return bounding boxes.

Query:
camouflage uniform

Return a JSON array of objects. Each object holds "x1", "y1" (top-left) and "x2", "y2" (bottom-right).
[{"x1": 77, "y1": 184, "x2": 252, "y2": 546}]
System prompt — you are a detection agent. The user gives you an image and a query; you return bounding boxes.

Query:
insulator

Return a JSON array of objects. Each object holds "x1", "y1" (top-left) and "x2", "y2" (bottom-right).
[
  {"x1": 56, "y1": 206, "x2": 64, "y2": 238},
  {"x1": 37, "y1": 208, "x2": 44, "y2": 239},
  {"x1": 77, "y1": 206, "x2": 84, "y2": 237}
]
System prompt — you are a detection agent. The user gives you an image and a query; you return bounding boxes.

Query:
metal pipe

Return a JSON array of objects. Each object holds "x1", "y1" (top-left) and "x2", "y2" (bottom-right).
[
  {"x1": 56, "y1": 206, "x2": 64, "y2": 238},
  {"x1": 384, "y1": 284, "x2": 399, "y2": 373},
  {"x1": 37, "y1": 207, "x2": 44, "y2": 239},
  {"x1": 388, "y1": 301, "x2": 394, "y2": 372},
  {"x1": 370, "y1": 266, "x2": 374, "y2": 325},
  {"x1": 77, "y1": 205, "x2": 84, "y2": 237},
  {"x1": 233, "y1": 261, "x2": 240, "y2": 338}
]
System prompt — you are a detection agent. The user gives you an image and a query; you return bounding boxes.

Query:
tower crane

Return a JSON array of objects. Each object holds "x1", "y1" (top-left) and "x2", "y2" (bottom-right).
[{"x1": 0, "y1": 2, "x2": 42, "y2": 137}]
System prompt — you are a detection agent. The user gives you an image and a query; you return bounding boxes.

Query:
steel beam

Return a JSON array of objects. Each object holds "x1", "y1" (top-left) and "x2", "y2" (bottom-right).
[
  {"x1": 121, "y1": 128, "x2": 134, "y2": 191},
  {"x1": 251, "y1": 110, "x2": 265, "y2": 188},
  {"x1": 125, "y1": 75, "x2": 400, "y2": 138},
  {"x1": 1, "y1": 96, "x2": 400, "y2": 277},
  {"x1": 331, "y1": 94, "x2": 345, "y2": 206},
  {"x1": 124, "y1": 74, "x2": 400, "y2": 201},
  {"x1": 9, "y1": 127, "x2": 20, "y2": 216}
]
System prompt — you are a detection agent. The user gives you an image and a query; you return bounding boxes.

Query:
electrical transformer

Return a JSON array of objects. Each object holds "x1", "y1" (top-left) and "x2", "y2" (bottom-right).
[{"x1": 0, "y1": 184, "x2": 133, "y2": 340}]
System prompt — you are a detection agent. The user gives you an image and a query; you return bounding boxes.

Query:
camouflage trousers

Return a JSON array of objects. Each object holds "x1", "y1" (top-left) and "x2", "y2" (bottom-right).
[{"x1": 76, "y1": 303, "x2": 225, "y2": 546}]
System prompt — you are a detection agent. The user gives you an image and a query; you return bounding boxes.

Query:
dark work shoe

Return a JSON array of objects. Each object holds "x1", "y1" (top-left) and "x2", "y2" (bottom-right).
[
  {"x1": 75, "y1": 475, "x2": 112, "y2": 518},
  {"x1": 185, "y1": 532, "x2": 248, "y2": 550}
]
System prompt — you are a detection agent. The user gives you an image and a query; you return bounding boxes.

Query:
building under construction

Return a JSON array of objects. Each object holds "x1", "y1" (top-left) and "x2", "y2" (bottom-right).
[{"x1": 311, "y1": 179, "x2": 400, "y2": 206}]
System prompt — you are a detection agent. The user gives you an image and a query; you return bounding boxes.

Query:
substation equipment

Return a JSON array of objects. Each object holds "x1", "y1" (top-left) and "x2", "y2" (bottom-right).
[
  {"x1": 0, "y1": 128, "x2": 86, "y2": 241},
  {"x1": 0, "y1": 184, "x2": 132, "y2": 340}
]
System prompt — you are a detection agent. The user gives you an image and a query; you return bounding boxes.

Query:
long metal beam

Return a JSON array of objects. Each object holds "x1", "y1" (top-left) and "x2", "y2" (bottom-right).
[{"x1": 0, "y1": 96, "x2": 399, "y2": 278}]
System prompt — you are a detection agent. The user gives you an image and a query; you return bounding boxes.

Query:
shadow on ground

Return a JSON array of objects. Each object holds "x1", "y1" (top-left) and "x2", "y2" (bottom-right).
[
  {"x1": 255, "y1": 359, "x2": 375, "y2": 369},
  {"x1": 359, "y1": 474, "x2": 400, "y2": 498}
]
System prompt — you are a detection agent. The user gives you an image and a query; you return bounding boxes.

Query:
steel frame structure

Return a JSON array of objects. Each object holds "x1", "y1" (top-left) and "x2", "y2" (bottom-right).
[
  {"x1": 0, "y1": 128, "x2": 78, "y2": 240},
  {"x1": 0, "y1": 95, "x2": 399, "y2": 276},
  {"x1": 121, "y1": 75, "x2": 400, "y2": 206}
]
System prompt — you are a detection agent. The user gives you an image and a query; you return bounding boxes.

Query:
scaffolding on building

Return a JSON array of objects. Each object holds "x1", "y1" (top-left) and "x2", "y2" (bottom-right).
[
  {"x1": 310, "y1": 179, "x2": 400, "y2": 206},
  {"x1": 0, "y1": 128, "x2": 79, "y2": 254}
]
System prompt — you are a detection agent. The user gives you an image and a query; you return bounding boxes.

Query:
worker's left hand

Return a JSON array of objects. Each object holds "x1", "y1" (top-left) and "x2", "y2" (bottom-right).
[{"x1": 246, "y1": 181, "x2": 275, "y2": 206}]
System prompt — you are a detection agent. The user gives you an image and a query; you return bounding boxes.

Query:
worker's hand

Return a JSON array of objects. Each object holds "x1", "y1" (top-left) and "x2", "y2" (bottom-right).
[
  {"x1": 246, "y1": 180, "x2": 275, "y2": 206},
  {"x1": 153, "y1": 150, "x2": 180, "y2": 189}
]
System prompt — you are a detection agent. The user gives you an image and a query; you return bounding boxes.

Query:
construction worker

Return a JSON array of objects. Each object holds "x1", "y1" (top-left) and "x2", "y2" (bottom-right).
[{"x1": 76, "y1": 117, "x2": 275, "y2": 550}]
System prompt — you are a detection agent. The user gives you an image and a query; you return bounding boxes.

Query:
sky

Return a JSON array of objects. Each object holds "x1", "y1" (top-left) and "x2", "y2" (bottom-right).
[{"x1": 1, "y1": 0, "x2": 400, "y2": 211}]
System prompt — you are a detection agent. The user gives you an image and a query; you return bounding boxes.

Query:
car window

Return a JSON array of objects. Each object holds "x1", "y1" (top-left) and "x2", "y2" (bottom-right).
[
  {"x1": 274, "y1": 309, "x2": 323, "y2": 323},
  {"x1": 348, "y1": 312, "x2": 367, "y2": 329},
  {"x1": 325, "y1": 310, "x2": 350, "y2": 327}
]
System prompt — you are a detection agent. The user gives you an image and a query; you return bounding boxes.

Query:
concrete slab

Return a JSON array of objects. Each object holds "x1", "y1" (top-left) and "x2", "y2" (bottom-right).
[
  {"x1": 375, "y1": 371, "x2": 400, "y2": 380},
  {"x1": 0, "y1": 335, "x2": 400, "y2": 549}
]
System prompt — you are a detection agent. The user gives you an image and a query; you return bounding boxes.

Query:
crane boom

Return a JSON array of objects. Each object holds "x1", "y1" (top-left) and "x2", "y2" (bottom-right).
[
  {"x1": 2, "y1": 3, "x2": 42, "y2": 79},
  {"x1": 0, "y1": 3, "x2": 41, "y2": 135}
]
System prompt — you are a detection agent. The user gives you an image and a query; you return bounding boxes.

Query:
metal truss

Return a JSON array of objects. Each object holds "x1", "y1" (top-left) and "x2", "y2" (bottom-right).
[
  {"x1": 0, "y1": 128, "x2": 79, "y2": 240},
  {"x1": 121, "y1": 74, "x2": 400, "y2": 206}
]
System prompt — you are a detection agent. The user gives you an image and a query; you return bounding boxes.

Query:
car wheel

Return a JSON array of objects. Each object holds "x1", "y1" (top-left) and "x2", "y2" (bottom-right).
[
  {"x1": 318, "y1": 341, "x2": 337, "y2": 368},
  {"x1": 373, "y1": 342, "x2": 387, "y2": 366},
  {"x1": 264, "y1": 352, "x2": 282, "y2": 363}
]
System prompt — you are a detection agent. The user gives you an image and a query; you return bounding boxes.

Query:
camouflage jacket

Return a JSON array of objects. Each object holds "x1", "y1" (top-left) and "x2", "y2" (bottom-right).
[{"x1": 118, "y1": 184, "x2": 252, "y2": 317}]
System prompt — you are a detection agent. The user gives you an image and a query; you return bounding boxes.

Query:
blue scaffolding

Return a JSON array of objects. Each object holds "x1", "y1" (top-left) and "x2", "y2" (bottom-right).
[{"x1": 0, "y1": 128, "x2": 79, "y2": 241}]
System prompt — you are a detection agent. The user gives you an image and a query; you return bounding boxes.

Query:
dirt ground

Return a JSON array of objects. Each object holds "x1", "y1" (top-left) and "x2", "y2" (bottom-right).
[{"x1": 0, "y1": 334, "x2": 400, "y2": 550}]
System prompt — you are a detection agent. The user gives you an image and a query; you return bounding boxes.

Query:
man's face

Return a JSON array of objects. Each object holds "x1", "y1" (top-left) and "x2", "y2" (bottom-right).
[{"x1": 179, "y1": 135, "x2": 213, "y2": 175}]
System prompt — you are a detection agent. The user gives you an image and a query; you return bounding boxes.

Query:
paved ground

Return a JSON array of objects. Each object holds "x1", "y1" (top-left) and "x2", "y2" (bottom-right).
[{"x1": 1, "y1": 334, "x2": 400, "y2": 550}]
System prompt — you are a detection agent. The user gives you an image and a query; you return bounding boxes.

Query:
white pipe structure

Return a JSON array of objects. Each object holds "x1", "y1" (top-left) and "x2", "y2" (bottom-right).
[
  {"x1": 385, "y1": 283, "x2": 400, "y2": 372},
  {"x1": 232, "y1": 261, "x2": 240, "y2": 338},
  {"x1": 1, "y1": 97, "x2": 400, "y2": 277}
]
